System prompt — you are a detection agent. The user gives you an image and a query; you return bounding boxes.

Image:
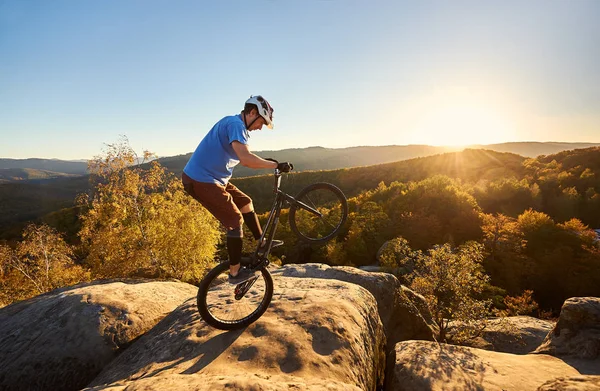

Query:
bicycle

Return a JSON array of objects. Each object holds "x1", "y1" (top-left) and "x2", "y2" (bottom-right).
[{"x1": 196, "y1": 168, "x2": 349, "y2": 330}]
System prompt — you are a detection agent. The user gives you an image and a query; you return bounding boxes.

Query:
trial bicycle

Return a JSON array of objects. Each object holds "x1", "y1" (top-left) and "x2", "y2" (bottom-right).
[{"x1": 196, "y1": 168, "x2": 348, "y2": 330}]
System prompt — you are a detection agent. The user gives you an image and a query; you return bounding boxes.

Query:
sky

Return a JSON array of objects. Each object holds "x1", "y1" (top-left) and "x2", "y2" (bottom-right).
[{"x1": 1, "y1": 0, "x2": 599, "y2": 160}]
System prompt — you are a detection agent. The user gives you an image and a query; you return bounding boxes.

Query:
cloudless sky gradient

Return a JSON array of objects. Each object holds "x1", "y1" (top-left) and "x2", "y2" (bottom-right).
[{"x1": 1, "y1": 0, "x2": 599, "y2": 159}]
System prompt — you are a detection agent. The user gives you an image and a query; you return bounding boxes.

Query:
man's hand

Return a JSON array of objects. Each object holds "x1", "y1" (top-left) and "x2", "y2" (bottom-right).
[
  {"x1": 265, "y1": 157, "x2": 293, "y2": 172},
  {"x1": 277, "y1": 162, "x2": 293, "y2": 172}
]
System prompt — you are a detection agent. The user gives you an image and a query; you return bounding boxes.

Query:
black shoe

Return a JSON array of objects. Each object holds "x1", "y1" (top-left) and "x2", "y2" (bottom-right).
[{"x1": 228, "y1": 267, "x2": 258, "y2": 285}]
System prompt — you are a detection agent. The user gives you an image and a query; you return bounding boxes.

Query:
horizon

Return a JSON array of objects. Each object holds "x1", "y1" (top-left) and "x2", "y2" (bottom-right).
[
  {"x1": 2, "y1": 140, "x2": 600, "y2": 162},
  {"x1": 1, "y1": 1, "x2": 599, "y2": 159}
]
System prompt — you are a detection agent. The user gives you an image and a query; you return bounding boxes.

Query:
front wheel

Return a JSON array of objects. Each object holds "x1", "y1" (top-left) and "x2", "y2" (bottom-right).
[
  {"x1": 289, "y1": 182, "x2": 348, "y2": 244},
  {"x1": 197, "y1": 262, "x2": 273, "y2": 330}
]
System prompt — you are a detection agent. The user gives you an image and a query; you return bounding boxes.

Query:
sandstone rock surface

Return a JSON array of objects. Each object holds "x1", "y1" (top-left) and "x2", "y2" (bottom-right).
[
  {"x1": 386, "y1": 340, "x2": 581, "y2": 391},
  {"x1": 272, "y1": 263, "x2": 438, "y2": 345},
  {"x1": 537, "y1": 375, "x2": 600, "y2": 390},
  {"x1": 535, "y1": 297, "x2": 600, "y2": 360},
  {"x1": 457, "y1": 316, "x2": 554, "y2": 354},
  {"x1": 85, "y1": 276, "x2": 386, "y2": 391},
  {"x1": 0, "y1": 279, "x2": 197, "y2": 391}
]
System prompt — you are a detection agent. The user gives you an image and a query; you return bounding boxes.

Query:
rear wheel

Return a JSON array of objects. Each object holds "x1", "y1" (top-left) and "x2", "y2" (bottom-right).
[
  {"x1": 289, "y1": 182, "x2": 348, "y2": 244},
  {"x1": 197, "y1": 262, "x2": 273, "y2": 330}
]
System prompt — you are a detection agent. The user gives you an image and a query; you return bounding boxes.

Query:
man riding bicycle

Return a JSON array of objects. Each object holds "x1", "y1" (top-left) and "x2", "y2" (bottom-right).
[{"x1": 182, "y1": 95, "x2": 293, "y2": 285}]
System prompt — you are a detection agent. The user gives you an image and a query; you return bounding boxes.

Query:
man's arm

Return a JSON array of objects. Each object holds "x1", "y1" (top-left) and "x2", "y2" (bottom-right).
[{"x1": 231, "y1": 141, "x2": 278, "y2": 169}]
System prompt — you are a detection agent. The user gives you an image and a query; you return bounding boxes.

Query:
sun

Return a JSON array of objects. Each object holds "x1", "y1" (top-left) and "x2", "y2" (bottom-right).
[{"x1": 410, "y1": 104, "x2": 517, "y2": 147}]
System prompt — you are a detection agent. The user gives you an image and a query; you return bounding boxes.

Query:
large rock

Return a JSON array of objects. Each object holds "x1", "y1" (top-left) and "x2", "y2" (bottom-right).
[
  {"x1": 85, "y1": 276, "x2": 386, "y2": 391},
  {"x1": 456, "y1": 316, "x2": 555, "y2": 354},
  {"x1": 271, "y1": 263, "x2": 438, "y2": 346},
  {"x1": 537, "y1": 376, "x2": 600, "y2": 390},
  {"x1": 0, "y1": 279, "x2": 198, "y2": 391},
  {"x1": 534, "y1": 297, "x2": 600, "y2": 359},
  {"x1": 386, "y1": 340, "x2": 581, "y2": 391}
]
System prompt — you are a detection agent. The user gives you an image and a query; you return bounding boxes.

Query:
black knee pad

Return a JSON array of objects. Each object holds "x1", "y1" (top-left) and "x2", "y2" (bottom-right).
[{"x1": 226, "y1": 226, "x2": 243, "y2": 238}]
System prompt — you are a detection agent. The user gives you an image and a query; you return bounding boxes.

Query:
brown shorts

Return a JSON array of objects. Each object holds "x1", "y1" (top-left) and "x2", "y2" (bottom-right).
[{"x1": 182, "y1": 172, "x2": 252, "y2": 230}]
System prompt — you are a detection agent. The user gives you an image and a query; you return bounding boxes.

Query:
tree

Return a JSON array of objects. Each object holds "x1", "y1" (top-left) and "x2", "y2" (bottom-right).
[
  {"x1": 388, "y1": 176, "x2": 484, "y2": 249},
  {"x1": 377, "y1": 236, "x2": 422, "y2": 284},
  {"x1": 79, "y1": 138, "x2": 221, "y2": 282},
  {"x1": 342, "y1": 201, "x2": 393, "y2": 266},
  {"x1": 481, "y1": 213, "x2": 531, "y2": 294},
  {"x1": 0, "y1": 224, "x2": 89, "y2": 306},
  {"x1": 409, "y1": 242, "x2": 492, "y2": 342},
  {"x1": 473, "y1": 177, "x2": 541, "y2": 217},
  {"x1": 497, "y1": 290, "x2": 539, "y2": 317},
  {"x1": 511, "y1": 209, "x2": 600, "y2": 311}
]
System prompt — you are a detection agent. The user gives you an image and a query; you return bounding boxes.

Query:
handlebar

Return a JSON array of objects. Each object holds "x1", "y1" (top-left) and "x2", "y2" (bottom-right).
[{"x1": 272, "y1": 163, "x2": 293, "y2": 193}]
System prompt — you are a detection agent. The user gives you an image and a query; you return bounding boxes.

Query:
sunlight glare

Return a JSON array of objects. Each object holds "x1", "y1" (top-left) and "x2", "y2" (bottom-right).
[{"x1": 411, "y1": 104, "x2": 517, "y2": 147}]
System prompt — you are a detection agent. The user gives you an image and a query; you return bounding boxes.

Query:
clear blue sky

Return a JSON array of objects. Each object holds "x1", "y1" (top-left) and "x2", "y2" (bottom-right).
[{"x1": 1, "y1": 0, "x2": 599, "y2": 159}]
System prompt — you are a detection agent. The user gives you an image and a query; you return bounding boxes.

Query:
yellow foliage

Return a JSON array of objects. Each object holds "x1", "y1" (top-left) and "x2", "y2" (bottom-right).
[
  {"x1": 0, "y1": 224, "x2": 89, "y2": 307},
  {"x1": 498, "y1": 290, "x2": 539, "y2": 317},
  {"x1": 79, "y1": 140, "x2": 221, "y2": 281}
]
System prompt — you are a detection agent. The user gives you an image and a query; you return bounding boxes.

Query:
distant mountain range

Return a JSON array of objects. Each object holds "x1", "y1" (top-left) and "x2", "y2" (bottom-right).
[
  {"x1": 154, "y1": 141, "x2": 600, "y2": 178},
  {"x1": 2, "y1": 142, "x2": 598, "y2": 183},
  {"x1": 0, "y1": 159, "x2": 89, "y2": 179},
  {"x1": 0, "y1": 168, "x2": 81, "y2": 183}
]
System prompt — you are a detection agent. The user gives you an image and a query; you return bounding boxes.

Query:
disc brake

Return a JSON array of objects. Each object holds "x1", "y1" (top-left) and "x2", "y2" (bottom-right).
[{"x1": 234, "y1": 275, "x2": 260, "y2": 300}]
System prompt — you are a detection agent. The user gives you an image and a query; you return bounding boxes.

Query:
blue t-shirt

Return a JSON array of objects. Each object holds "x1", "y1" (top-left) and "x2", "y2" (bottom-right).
[{"x1": 183, "y1": 114, "x2": 249, "y2": 185}]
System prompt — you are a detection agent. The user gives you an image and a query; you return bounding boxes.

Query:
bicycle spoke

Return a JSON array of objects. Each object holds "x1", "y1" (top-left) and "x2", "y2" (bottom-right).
[
  {"x1": 290, "y1": 183, "x2": 348, "y2": 244},
  {"x1": 203, "y1": 268, "x2": 269, "y2": 325}
]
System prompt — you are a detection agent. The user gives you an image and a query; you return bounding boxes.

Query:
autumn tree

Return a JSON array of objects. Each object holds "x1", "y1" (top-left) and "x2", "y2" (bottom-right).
[
  {"x1": 482, "y1": 209, "x2": 600, "y2": 312},
  {"x1": 387, "y1": 176, "x2": 484, "y2": 250},
  {"x1": 342, "y1": 201, "x2": 393, "y2": 266},
  {"x1": 409, "y1": 242, "x2": 492, "y2": 342},
  {"x1": 496, "y1": 290, "x2": 539, "y2": 317},
  {"x1": 79, "y1": 138, "x2": 221, "y2": 282},
  {"x1": 481, "y1": 213, "x2": 532, "y2": 294},
  {"x1": 377, "y1": 236, "x2": 422, "y2": 284},
  {"x1": 0, "y1": 224, "x2": 89, "y2": 306},
  {"x1": 473, "y1": 177, "x2": 541, "y2": 217}
]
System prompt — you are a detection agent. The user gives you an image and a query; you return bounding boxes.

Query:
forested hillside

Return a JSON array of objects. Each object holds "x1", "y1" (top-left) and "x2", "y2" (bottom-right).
[
  {"x1": 1, "y1": 142, "x2": 596, "y2": 234},
  {"x1": 0, "y1": 147, "x2": 513, "y2": 236},
  {"x1": 156, "y1": 145, "x2": 459, "y2": 177},
  {"x1": 468, "y1": 141, "x2": 600, "y2": 158},
  {"x1": 2, "y1": 145, "x2": 600, "y2": 317},
  {"x1": 232, "y1": 149, "x2": 526, "y2": 213},
  {"x1": 3, "y1": 142, "x2": 596, "y2": 181},
  {"x1": 0, "y1": 168, "x2": 80, "y2": 182},
  {"x1": 0, "y1": 177, "x2": 91, "y2": 238},
  {"x1": 0, "y1": 158, "x2": 88, "y2": 175}
]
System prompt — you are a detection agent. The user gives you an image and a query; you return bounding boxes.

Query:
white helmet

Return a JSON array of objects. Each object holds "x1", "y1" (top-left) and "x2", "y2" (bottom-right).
[{"x1": 245, "y1": 95, "x2": 274, "y2": 129}]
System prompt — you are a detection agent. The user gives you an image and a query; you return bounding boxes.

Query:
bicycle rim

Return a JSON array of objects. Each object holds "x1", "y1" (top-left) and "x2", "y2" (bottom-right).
[
  {"x1": 289, "y1": 182, "x2": 348, "y2": 244},
  {"x1": 197, "y1": 262, "x2": 273, "y2": 330}
]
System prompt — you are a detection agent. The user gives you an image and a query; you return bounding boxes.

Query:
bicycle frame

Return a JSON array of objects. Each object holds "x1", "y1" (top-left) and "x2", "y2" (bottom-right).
[{"x1": 250, "y1": 170, "x2": 323, "y2": 268}]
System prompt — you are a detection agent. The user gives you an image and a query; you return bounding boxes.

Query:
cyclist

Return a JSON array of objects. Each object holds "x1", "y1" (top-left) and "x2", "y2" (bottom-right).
[{"x1": 182, "y1": 95, "x2": 293, "y2": 284}]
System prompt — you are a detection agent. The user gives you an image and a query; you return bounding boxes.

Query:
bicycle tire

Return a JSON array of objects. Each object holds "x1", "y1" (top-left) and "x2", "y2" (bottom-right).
[
  {"x1": 197, "y1": 262, "x2": 273, "y2": 330},
  {"x1": 289, "y1": 182, "x2": 348, "y2": 244}
]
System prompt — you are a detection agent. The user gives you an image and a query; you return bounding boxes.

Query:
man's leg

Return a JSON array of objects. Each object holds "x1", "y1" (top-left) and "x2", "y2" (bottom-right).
[
  {"x1": 227, "y1": 184, "x2": 283, "y2": 249},
  {"x1": 240, "y1": 202, "x2": 263, "y2": 240},
  {"x1": 227, "y1": 225, "x2": 244, "y2": 276},
  {"x1": 240, "y1": 202, "x2": 283, "y2": 251},
  {"x1": 180, "y1": 178, "x2": 251, "y2": 278},
  {"x1": 226, "y1": 224, "x2": 258, "y2": 284}
]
